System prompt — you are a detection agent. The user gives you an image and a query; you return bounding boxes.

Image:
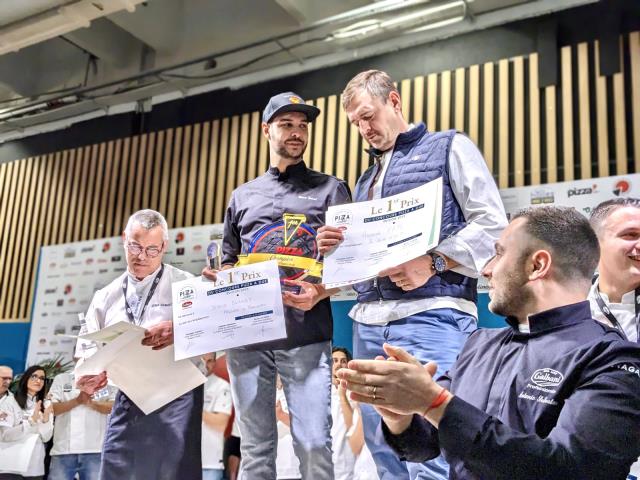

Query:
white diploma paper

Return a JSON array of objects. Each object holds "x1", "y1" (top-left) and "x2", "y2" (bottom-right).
[
  {"x1": 75, "y1": 322, "x2": 206, "y2": 414},
  {"x1": 322, "y1": 178, "x2": 443, "y2": 288},
  {"x1": 172, "y1": 260, "x2": 287, "y2": 361},
  {"x1": 0, "y1": 434, "x2": 38, "y2": 474}
]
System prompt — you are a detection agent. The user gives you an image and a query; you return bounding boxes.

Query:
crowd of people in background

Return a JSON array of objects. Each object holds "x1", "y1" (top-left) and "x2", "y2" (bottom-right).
[
  {"x1": 0, "y1": 346, "x2": 381, "y2": 480},
  {"x1": 0, "y1": 68, "x2": 639, "y2": 480}
]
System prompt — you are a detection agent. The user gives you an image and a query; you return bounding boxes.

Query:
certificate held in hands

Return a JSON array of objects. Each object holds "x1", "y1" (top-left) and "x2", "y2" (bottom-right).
[
  {"x1": 172, "y1": 260, "x2": 287, "y2": 360},
  {"x1": 322, "y1": 178, "x2": 443, "y2": 288}
]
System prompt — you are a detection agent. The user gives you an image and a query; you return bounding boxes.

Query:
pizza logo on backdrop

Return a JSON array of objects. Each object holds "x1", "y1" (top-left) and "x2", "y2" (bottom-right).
[
  {"x1": 613, "y1": 179, "x2": 631, "y2": 196},
  {"x1": 175, "y1": 232, "x2": 185, "y2": 243},
  {"x1": 567, "y1": 184, "x2": 598, "y2": 198},
  {"x1": 64, "y1": 285, "x2": 72, "y2": 295},
  {"x1": 102, "y1": 242, "x2": 111, "y2": 253}
]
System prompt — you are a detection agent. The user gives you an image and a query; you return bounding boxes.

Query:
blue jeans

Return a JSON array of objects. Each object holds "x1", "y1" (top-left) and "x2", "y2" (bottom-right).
[
  {"x1": 354, "y1": 308, "x2": 476, "y2": 480},
  {"x1": 49, "y1": 453, "x2": 101, "y2": 480},
  {"x1": 226, "y1": 341, "x2": 333, "y2": 480},
  {"x1": 202, "y1": 469, "x2": 224, "y2": 480}
]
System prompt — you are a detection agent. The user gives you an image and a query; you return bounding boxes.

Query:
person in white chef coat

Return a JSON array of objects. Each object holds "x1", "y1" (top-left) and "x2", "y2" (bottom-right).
[
  {"x1": 0, "y1": 365, "x2": 53, "y2": 480},
  {"x1": 75, "y1": 209, "x2": 203, "y2": 480},
  {"x1": 47, "y1": 366, "x2": 117, "y2": 480},
  {"x1": 201, "y1": 353, "x2": 232, "y2": 480}
]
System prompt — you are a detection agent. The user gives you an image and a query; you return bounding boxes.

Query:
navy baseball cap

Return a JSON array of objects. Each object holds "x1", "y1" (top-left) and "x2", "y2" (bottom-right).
[{"x1": 262, "y1": 92, "x2": 320, "y2": 123}]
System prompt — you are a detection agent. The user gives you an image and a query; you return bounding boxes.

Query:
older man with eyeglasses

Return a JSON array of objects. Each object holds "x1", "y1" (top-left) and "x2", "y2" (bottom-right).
[
  {"x1": 0, "y1": 366, "x2": 12, "y2": 399},
  {"x1": 75, "y1": 209, "x2": 203, "y2": 480},
  {"x1": 0, "y1": 366, "x2": 13, "y2": 427}
]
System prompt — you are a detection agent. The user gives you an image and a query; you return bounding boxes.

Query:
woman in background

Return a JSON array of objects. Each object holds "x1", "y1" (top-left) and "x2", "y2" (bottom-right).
[{"x1": 0, "y1": 365, "x2": 54, "y2": 479}]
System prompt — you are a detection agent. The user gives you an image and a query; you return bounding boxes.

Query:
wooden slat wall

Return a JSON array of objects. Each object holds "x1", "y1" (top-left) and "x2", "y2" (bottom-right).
[{"x1": 1, "y1": 32, "x2": 639, "y2": 322}]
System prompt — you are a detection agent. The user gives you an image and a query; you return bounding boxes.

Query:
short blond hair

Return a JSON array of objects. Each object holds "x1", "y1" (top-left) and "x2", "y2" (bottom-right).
[{"x1": 342, "y1": 70, "x2": 399, "y2": 111}]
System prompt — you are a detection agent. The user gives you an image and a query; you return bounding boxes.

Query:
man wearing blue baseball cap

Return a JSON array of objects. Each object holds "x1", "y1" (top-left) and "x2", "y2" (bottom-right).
[{"x1": 203, "y1": 91, "x2": 351, "y2": 479}]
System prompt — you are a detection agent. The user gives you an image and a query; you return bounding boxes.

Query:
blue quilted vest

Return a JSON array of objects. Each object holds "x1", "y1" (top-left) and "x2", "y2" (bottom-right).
[{"x1": 353, "y1": 123, "x2": 477, "y2": 303}]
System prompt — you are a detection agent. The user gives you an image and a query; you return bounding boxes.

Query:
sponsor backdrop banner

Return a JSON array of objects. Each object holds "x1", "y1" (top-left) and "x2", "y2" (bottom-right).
[
  {"x1": 25, "y1": 173, "x2": 639, "y2": 366},
  {"x1": 478, "y1": 173, "x2": 638, "y2": 326}
]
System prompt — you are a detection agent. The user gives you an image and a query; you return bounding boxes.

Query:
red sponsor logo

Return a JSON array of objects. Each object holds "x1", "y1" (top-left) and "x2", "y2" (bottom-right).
[{"x1": 275, "y1": 246, "x2": 304, "y2": 255}]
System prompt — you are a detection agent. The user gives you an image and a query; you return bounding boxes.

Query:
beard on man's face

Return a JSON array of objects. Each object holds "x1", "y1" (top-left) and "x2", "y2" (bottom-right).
[
  {"x1": 489, "y1": 261, "x2": 532, "y2": 318},
  {"x1": 276, "y1": 143, "x2": 306, "y2": 160}
]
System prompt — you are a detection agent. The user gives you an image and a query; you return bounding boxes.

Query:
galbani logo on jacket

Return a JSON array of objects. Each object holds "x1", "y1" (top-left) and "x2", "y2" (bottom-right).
[{"x1": 531, "y1": 368, "x2": 564, "y2": 387}]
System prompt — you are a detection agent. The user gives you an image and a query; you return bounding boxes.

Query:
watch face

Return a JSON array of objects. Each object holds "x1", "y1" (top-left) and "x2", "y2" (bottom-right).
[{"x1": 433, "y1": 255, "x2": 447, "y2": 273}]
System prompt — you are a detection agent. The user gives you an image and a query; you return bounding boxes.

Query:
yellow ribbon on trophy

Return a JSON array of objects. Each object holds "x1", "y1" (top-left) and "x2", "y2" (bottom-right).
[{"x1": 236, "y1": 253, "x2": 323, "y2": 278}]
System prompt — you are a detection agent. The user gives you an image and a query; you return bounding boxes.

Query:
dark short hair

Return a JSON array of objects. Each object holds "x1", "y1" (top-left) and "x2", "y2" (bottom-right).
[
  {"x1": 512, "y1": 206, "x2": 600, "y2": 282},
  {"x1": 589, "y1": 197, "x2": 640, "y2": 235},
  {"x1": 332, "y1": 346, "x2": 352, "y2": 362}
]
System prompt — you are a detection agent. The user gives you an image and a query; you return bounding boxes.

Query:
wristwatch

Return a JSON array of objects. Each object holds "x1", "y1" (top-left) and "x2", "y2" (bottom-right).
[{"x1": 431, "y1": 253, "x2": 447, "y2": 274}]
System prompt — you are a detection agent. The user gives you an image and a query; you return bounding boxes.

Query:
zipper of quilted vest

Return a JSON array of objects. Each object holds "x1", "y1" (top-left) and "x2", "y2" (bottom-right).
[{"x1": 373, "y1": 277, "x2": 383, "y2": 304}]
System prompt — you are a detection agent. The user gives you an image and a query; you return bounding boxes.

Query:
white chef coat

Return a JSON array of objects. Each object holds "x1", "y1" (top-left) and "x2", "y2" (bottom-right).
[
  {"x1": 76, "y1": 264, "x2": 193, "y2": 358},
  {"x1": 588, "y1": 279, "x2": 639, "y2": 342},
  {"x1": 275, "y1": 388, "x2": 301, "y2": 480},
  {"x1": 348, "y1": 407, "x2": 379, "y2": 480},
  {"x1": 331, "y1": 386, "x2": 356, "y2": 480},
  {"x1": 0, "y1": 394, "x2": 53, "y2": 476},
  {"x1": 49, "y1": 371, "x2": 117, "y2": 455},
  {"x1": 202, "y1": 375, "x2": 232, "y2": 470}
]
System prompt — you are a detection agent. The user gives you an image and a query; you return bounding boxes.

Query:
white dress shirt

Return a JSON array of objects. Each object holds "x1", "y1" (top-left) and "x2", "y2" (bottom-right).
[
  {"x1": 49, "y1": 372, "x2": 116, "y2": 455},
  {"x1": 201, "y1": 375, "x2": 232, "y2": 470},
  {"x1": 350, "y1": 132, "x2": 507, "y2": 325},
  {"x1": 588, "y1": 279, "x2": 639, "y2": 342}
]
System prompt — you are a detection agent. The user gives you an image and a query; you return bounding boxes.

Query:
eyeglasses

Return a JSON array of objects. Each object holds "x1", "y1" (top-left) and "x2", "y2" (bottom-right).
[
  {"x1": 29, "y1": 374, "x2": 46, "y2": 382},
  {"x1": 125, "y1": 241, "x2": 164, "y2": 258}
]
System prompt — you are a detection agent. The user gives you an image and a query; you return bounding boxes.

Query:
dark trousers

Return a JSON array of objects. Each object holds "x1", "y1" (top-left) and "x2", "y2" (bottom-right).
[{"x1": 100, "y1": 385, "x2": 203, "y2": 480}]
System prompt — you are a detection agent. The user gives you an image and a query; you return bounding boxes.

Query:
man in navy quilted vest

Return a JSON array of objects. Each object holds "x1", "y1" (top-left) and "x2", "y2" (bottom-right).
[{"x1": 317, "y1": 69, "x2": 507, "y2": 480}]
